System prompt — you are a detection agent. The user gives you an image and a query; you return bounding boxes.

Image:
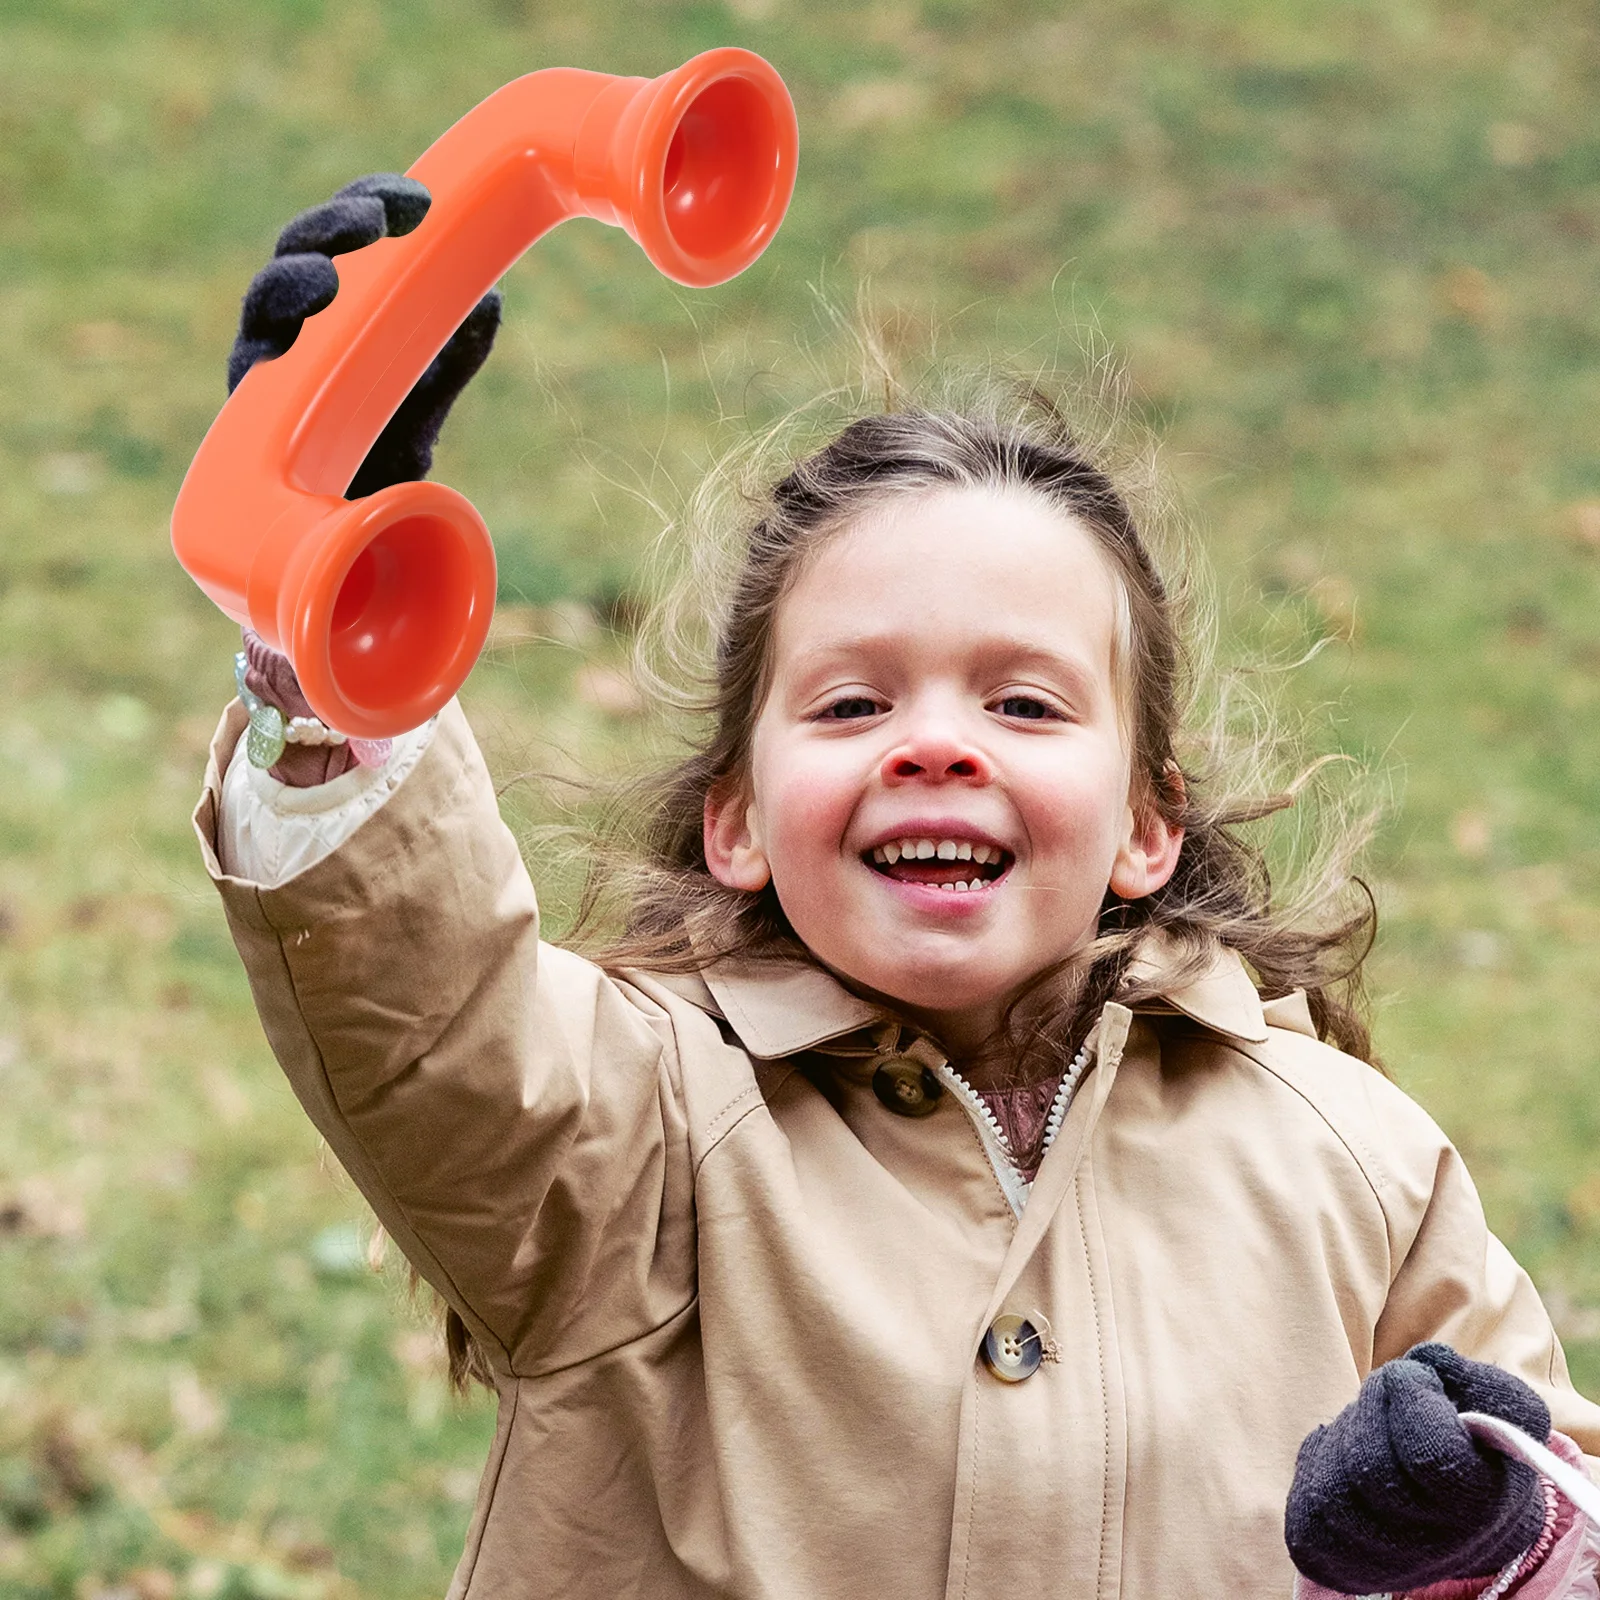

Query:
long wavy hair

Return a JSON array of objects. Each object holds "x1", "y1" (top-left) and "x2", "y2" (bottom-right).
[{"x1": 442, "y1": 380, "x2": 1380, "y2": 1389}]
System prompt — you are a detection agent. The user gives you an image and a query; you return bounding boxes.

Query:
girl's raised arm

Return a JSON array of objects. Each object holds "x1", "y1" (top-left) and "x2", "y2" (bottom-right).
[
  {"x1": 192, "y1": 183, "x2": 700, "y2": 1384},
  {"x1": 196, "y1": 690, "x2": 698, "y2": 1385}
]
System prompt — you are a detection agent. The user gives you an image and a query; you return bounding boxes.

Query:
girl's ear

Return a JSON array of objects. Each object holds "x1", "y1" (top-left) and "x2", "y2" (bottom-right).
[
  {"x1": 704, "y1": 784, "x2": 772, "y2": 892},
  {"x1": 1108, "y1": 767, "x2": 1185, "y2": 901}
]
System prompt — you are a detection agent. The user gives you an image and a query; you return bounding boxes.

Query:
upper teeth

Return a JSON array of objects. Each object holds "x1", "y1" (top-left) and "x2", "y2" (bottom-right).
[{"x1": 871, "y1": 838, "x2": 999, "y2": 866}]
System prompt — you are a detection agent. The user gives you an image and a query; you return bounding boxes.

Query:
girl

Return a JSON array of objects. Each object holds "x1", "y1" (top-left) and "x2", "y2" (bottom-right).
[{"x1": 199, "y1": 176, "x2": 1600, "y2": 1599}]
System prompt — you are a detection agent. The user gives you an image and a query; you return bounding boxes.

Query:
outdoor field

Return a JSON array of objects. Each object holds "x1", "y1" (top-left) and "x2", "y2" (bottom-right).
[{"x1": 1, "y1": 0, "x2": 1597, "y2": 1595}]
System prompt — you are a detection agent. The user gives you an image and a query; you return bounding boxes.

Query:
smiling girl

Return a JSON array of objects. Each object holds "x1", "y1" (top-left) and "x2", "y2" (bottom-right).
[
  {"x1": 701, "y1": 478, "x2": 1179, "y2": 1068},
  {"x1": 197, "y1": 180, "x2": 1600, "y2": 1600}
]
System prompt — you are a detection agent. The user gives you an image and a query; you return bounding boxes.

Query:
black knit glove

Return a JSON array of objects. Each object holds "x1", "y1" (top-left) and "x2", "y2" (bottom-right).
[
  {"x1": 227, "y1": 171, "x2": 502, "y2": 497},
  {"x1": 226, "y1": 175, "x2": 501, "y2": 780},
  {"x1": 1285, "y1": 1342, "x2": 1551, "y2": 1593}
]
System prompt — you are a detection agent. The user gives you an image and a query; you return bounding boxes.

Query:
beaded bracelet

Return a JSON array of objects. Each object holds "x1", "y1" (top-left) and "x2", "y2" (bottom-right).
[{"x1": 233, "y1": 652, "x2": 392, "y2": 770}]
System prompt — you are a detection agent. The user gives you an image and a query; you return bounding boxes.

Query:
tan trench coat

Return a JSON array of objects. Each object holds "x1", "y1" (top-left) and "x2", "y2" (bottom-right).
[{"x1": 195, "y1": 700, "x2": 1600, "y2": 1600}]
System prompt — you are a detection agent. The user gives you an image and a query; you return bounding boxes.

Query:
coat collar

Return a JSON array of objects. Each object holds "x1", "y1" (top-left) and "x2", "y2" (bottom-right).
[
  {"x1": 698, "y1": 957, "x2": 884, "y2": 1060},
  {"x1": 1122, "y1": 928, "x2": 1269, "y2": 1044},
  {"x1": 695, "y1": 929, "x2": 1268, "y2": 1060}
]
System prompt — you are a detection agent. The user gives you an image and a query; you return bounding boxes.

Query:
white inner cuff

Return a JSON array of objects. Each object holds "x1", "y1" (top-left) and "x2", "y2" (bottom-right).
[{"x1": 219, "y1": 713, "x2": 438, "y2": 889}]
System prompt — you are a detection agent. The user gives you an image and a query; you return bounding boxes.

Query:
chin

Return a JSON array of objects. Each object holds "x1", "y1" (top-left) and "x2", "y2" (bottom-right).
[{"x1": 852, "y1": 957, "x2": 1012, "y2": 1020}]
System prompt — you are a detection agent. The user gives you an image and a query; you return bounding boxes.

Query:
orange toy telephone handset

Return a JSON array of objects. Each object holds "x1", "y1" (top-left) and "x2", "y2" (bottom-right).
[{"x1": 172, "y1": 48, "x2": 797, "y2": 739}]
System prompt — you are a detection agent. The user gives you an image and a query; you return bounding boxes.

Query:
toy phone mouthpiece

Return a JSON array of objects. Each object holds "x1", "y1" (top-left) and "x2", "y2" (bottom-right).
[{"x1": 172, "y1": 48, "x2": 798, "y2": 738}]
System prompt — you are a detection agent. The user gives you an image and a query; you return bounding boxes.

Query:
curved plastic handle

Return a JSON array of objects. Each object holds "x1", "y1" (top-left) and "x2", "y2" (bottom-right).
[
  {"x1": 172, "y1": 48, "x2": 797, "y2": 738},
  {"x1": 1462, "y1": 1411, "x2": 1600, "y2": 1530}
]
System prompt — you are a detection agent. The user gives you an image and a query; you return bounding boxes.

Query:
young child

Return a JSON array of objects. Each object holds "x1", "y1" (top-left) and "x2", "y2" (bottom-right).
[{"x1": 197, "y1": 176, "x2": 1600, "y2": 1600}]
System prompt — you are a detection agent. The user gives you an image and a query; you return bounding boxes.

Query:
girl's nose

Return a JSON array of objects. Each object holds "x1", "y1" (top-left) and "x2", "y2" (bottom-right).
[{"x1": 880, "y1": 720, "x2": 993, "y2": 785}]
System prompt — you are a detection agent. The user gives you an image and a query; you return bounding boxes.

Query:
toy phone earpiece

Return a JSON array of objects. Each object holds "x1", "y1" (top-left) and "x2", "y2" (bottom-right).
[{"x1": 172, "y1": 48, "x2": 798, "y2": 739}]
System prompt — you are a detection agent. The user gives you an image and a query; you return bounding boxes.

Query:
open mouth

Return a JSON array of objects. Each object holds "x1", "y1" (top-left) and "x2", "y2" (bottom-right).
[{"x1": 863, "y1": 836, "x2": 1013, "y2": 893}]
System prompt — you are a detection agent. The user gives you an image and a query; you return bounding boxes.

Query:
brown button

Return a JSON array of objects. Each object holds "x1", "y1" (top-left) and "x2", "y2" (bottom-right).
[
  {"x1": 871, "y1": 1058, "x2": 943, "y2": 1118},
  {"x1": 981, "y1": 1313, "x2": 1043, "y2": 1382}
]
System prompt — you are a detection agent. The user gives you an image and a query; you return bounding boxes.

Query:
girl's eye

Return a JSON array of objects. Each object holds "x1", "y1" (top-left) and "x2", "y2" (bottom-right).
[
  {"x1": 821, "y1": 696, "x2": 882, "y2": 720},
  {"x1": 995, "y1": 695, "x2": 1060, "y2": 721}
]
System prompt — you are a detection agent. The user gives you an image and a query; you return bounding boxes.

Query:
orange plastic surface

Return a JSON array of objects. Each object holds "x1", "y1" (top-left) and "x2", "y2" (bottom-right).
[{"x1": 172, "y1": 48, "x2": 798, "y2": 738}]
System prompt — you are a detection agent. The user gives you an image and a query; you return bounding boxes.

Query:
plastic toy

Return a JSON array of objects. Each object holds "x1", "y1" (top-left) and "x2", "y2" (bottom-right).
[
  {"x1": 1464, "y1": 1412, "x2": 1600, "y2": 1531},
  {"x1": 172, "y1": 48, "x2": 798, "y2": 738}
]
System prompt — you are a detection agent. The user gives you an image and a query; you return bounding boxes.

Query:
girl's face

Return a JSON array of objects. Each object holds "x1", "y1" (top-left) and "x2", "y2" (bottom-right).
[{"x1": 704, "y1": 483, "x2": 1183, "y2": 1055}]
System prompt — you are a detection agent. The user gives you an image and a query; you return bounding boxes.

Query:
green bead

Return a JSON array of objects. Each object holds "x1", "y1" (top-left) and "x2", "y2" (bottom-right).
[{"x1": 246, "y1": 703, "x2": 286, "y2": 769}]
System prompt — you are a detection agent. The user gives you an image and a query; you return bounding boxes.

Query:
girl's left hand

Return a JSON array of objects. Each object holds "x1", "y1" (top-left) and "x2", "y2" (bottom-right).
[
  {"x1": 227, "y1": 172, "x2": 502, "y2": 500},
  {"x1": 1285, "y1": 1342, "x2": 1551, "y2": 1594}
]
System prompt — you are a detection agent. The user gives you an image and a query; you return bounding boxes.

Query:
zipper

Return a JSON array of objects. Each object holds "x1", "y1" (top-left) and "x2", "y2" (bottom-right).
[{"x1": 935, "y1": 1038, "x2": 1093, "y2": 1219}]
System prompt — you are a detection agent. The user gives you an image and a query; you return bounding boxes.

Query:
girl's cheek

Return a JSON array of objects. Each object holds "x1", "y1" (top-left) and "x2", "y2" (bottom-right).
[{"x1": 765, "y1": 766, "x2": 855, "y2": 859}]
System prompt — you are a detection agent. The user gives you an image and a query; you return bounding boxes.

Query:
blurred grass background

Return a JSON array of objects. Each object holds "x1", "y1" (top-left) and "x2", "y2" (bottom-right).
[{"x1": 1, "y1": 0, "x2": 1598, "y2": 1595}]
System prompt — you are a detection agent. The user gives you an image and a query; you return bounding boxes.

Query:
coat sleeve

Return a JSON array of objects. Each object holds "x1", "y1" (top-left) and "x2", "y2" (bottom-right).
[
  {"x1": 1364, "y1": 1069, "x2": 1600, "y2": 1482},
  {"x1": 192, "y1": 699, "x2": 698, "y2": 1378}
]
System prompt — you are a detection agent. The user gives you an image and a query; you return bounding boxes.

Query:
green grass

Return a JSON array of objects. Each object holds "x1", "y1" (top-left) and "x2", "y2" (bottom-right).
[{"x1": 2, "y1": 0, "x2": 1598, "y2": 1594}]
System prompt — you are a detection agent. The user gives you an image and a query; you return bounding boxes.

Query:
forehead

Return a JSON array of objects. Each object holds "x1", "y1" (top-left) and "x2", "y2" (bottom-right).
[{"x1": 771, "y1": 483, "x2": 1123, "y2": 682}]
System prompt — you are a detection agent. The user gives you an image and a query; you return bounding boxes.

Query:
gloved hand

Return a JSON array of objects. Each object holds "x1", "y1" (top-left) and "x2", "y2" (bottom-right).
[
  {"x1": 1285, "y1": 1342, "x2": 1551, "y2": 1593},
  {"x1": 227, "y1": 174, "x2": 501, "y2": 782},
  {"x1": 228, "y1": 171, "x2": 502, "y2": 497}
]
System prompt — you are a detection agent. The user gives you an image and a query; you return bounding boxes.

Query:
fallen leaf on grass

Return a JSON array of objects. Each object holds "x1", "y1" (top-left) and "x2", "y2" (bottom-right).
[
  {"x1": 392, "y1": 1329, "x2": 442, "y2": 1376},
  {"x1": 67, "y1": 896, "x2": 107, "y2": 930},
  {"x1": 1566, "y1": 1172, "x2": 1600, "y2": 1228},
  {"x1": 0, "y1": 1175, "x2": 87, "y2": 1240},
  {"x1": 124, "y1": 1303, "x2": 197, "y2": 1344},
  {"x1": 104, "y1": 1446, "x2": 358, "y2": 1599},
  {"x1": 130, "y1": 1571, "x2": 179, "y2": 1600},
  {"x1": 188, "y1": 1559, "x2": 330, "y2": 1600},
  {"x1": 442, "y1": 1466, "x2": 480, "y2": 1506},
  {"x1": 1486, "y1": 121, "x2": 1538, "y2": 168},
  {"x1": 38, "y1": 1419, "x2": 99, "y2": 1505},
  {"x1": 1454, "y1": 929, "x2": 1502, "y2": 970},
  {"x1": 832, "y1": 77, "x2": 929, "y2": 131},
  {"x1": 35, "y1": 451, "x2": 103, "y2": 496},
  {"x1": 69, "y1": 320, "x2": 131, "y2": 361},
  {"x1": 86, "y1": 1574, "x2": 177, "y2": 1600},
  {"x1": 202, "y1": 1066, "x2": 250, "y2": 1127},
  {"x1": 269, "y1": 1524, "x2": 336, "y2": 1573},
  {"x1": 1503, "y1": 602, "x2": 1548, "y2": 647},
  {"x1": 1450, "y1": 809, "x2": 1492, "y2": 859},
  {"x1": 0, "y1": 1407, "x2": 105, "y2": 1518},
  {"x1": 1438, "y1": 265, "x2": 1504, "y2": 329},
  {"x1": 98, "y1": 695, "x2": 154, "y2": 743},
  {"x1": 169, "y1": 1367, "x2": 223, "y2": 1437},
  {"x1": 1568, "y1": 502, "x2": 1600, "y2": 550}
]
